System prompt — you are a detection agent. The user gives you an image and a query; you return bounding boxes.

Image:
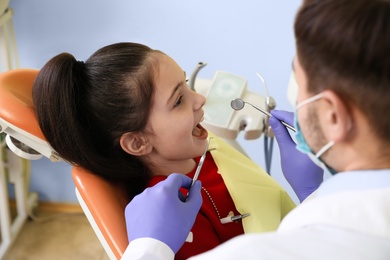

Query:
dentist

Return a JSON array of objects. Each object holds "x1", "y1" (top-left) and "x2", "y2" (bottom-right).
[{"x1": 122, "y1": 0, "x2": 390, "y2": 258}]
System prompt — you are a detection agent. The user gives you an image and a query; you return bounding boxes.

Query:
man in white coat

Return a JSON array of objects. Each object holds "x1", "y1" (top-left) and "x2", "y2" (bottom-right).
[{"x1": 122, "y1": 0, "x2": 390, "y2": 258}]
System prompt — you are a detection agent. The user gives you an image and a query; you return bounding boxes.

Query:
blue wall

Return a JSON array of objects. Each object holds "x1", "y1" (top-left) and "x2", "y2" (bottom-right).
[{"x1": 9, "y1": 0, "x2": 302, "y2": 203}]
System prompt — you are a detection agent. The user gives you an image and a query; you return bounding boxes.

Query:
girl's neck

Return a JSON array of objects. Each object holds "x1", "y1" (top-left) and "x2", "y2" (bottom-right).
[{"x1": 150, "y1": 158, "x2": 197, "y2": 177}]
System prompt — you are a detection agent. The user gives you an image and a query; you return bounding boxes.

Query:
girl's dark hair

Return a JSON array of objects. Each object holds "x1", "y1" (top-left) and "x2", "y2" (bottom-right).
[
  {"x1": 33, "y1": 42, "x2": 162, "y2": 199},
  {"x1": 295, "y1": 0, "x2": 390, "y2": 143}
]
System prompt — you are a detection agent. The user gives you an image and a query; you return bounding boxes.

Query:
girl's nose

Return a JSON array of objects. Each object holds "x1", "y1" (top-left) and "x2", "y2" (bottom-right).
[{"x1": 194, "y1": 92, "x2": 206, "y2": 110}]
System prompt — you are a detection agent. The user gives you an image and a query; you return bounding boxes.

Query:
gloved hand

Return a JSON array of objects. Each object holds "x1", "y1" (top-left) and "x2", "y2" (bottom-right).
[
  {"x1": 125, "y1": 173, "x2": 202, "y2": 254},
  {"x1": 269, "y1": 109, "x2": 323, "y2": 202}
]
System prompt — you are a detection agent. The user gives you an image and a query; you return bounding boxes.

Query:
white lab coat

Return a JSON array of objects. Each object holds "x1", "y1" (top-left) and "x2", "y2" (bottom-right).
[{"x1": 122, "y1": 169, "x2": 390, "y2": 260}]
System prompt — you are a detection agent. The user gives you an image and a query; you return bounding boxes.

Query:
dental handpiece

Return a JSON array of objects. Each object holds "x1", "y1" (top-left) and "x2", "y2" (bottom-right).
[{"x1": 230, "y1": 98, "x2": 296, "y2": 132}]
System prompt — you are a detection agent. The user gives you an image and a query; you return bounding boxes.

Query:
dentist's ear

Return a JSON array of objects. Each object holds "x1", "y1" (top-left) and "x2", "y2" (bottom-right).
[
  {"x1": 120, "y1": 132, "x2": 152, "y2": 156},
  {"x1": 320, "y1": 90, "x2": 353, "y2": 142}
]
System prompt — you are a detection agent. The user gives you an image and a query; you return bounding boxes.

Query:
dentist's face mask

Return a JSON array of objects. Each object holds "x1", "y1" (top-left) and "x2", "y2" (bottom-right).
[{"x1": 294, "y1": 93, "x2": 337, "y2": 175}]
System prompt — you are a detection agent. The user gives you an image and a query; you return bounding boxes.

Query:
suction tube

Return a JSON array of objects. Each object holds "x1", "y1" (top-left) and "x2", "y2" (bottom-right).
[{"x1": 188, "y1": 62, "x2": 207, "y2": 91}]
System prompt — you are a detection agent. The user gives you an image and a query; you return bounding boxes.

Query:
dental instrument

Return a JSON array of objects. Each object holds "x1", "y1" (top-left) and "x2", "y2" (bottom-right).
[
  {"x1": 191, "y1": 137, "x2": 213, "y2": 187},
  {"x1": 231, "y1": 98, "x2": 296, "y2": 132},
  {"x1": 220, "y1": 213, "x2": 251, "y2": 224},
  {"x1": 185, "y1": 137, "x2": 212, "y2": 201},
  {"x1": 256, "y1": 73, "x2": 275, "y2": 174}
]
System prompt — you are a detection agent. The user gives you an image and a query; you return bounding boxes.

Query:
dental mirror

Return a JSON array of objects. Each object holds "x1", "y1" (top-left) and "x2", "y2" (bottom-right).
[
  {"x1": 230, "y1": 98, "x2": 245, "y2": 110},
  {"x1": 231, "y1": 98, "x2": 272, "y2": 117},
  {"x1": 230, "y1": 98, "x2": 296, "y2": 132}
]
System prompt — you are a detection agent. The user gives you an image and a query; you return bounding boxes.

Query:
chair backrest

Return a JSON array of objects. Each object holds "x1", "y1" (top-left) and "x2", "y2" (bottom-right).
[
  {"x1": 72, "y1": 166, "x2": 129, "y2": 259},
  {"x1": 0, "y1": 69, "x2": 130, "y2": 259}
]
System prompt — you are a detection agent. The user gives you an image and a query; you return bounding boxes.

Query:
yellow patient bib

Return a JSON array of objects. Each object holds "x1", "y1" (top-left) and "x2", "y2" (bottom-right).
[{"x1": 208, "y1": 132, "x2": 296, "y2": 233}]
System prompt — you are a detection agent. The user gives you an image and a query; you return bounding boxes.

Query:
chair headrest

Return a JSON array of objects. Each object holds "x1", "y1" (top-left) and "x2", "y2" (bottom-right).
[{"x1": 0, "y1": 69, "x2": 44, "y2": 140}]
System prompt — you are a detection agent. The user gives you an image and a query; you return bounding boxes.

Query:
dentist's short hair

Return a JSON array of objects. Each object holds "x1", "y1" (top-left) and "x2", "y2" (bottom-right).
[{"x1": 295, "y1": 0, "x2": 390, "y2": 142}]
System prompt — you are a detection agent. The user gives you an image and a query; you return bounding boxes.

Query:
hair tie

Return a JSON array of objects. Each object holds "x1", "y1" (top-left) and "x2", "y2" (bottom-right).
[{"x1": 75, "y1": 60, "x2": 85, "y2": 72}]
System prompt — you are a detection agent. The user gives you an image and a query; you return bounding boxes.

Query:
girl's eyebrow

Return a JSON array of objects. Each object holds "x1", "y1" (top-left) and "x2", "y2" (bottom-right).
[
  {"x1": 166, "y1": 71, "x2": 186, "y2": 105},
  {"x1": 167, "y1": 82, "x2": 182, "y2": 105}
]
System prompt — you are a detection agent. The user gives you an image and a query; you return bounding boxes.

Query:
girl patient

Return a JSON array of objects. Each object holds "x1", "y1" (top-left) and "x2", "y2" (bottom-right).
[{"x1": 32, "y1": 42, "x2": 295, "y2": 259}]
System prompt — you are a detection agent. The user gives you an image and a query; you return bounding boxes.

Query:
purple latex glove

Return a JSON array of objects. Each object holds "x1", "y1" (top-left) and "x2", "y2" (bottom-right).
[
  {"x1": 269, "y1": 109, "x2": 323, "y2": 202},
  {"x1": 125, "y1": 173, "x2": 202, "y2": 254}
]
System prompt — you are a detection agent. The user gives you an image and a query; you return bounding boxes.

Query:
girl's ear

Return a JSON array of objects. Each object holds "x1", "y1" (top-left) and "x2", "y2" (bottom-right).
[{"x1": 120, "y1": 132, "x2": 152, "y2": 156}]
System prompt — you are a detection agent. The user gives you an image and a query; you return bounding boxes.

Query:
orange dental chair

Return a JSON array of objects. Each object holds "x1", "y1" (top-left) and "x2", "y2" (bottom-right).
[
  {"x1": 72, "y1": 166, "x2": 129, "y2": 259},
  {"x1": 0, "y1": 69, "x2": 129, "y2": 259}
]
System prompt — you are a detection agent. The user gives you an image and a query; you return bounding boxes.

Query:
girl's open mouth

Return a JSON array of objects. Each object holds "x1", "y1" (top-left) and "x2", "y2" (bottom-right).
[{"x1": 192, "y1": 123, "x2": 208, "y2": 139}]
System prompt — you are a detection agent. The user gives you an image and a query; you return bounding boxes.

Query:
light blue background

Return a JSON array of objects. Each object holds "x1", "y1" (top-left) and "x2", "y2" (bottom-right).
[{"x1": 8, "y1": 0, "x2": 302, "y2": 203}]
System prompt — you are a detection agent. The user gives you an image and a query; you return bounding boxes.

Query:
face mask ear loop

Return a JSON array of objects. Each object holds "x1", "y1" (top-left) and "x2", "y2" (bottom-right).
[
  {"x1": 296, "y1": 93, "x2": 324, "y2": 109},
  {"x1": 315, "y1": 141, "x2": 335, "y2": 158}
]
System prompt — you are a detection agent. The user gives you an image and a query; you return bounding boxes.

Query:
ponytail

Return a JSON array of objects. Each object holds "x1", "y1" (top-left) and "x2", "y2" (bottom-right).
[
  {"x1": 33, "y1": 43, "x2": 157, "y2": 199},
  {"x1": 33, "y1": 53, "x2": 87, "y2": 163}
]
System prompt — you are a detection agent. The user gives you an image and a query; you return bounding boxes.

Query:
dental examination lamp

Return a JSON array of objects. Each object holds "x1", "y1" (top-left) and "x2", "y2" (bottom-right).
[{"x1": 189, "y1": 63, "x2": 277, "y2": 174}]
